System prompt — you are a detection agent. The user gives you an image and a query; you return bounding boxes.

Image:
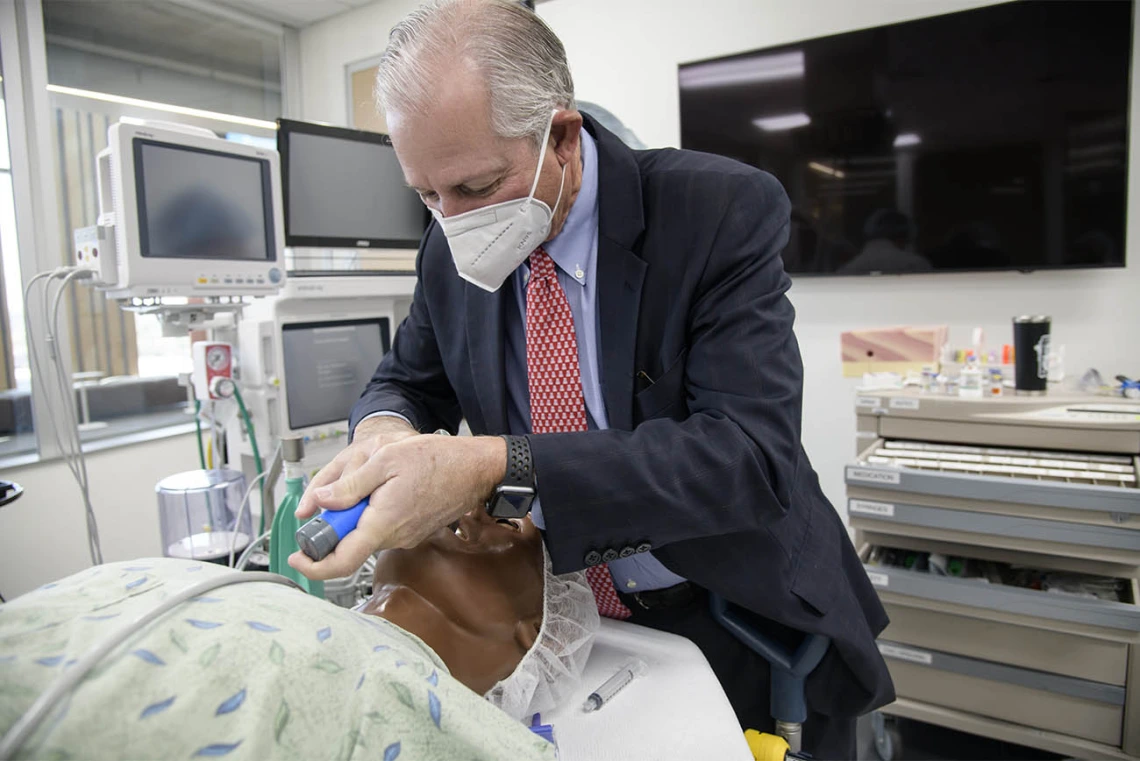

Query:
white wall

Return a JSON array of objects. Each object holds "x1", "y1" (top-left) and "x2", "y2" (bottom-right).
[
  {"x1": 298, "y1": 0, "x2": 1140, "y2": 519},
  {"x1": 0, "y1": 433, "x2": 198, "y2": 599},
  {"x1": 537, "y1": 0, "x2": 1140, "y2": 518},
  {"x1": 299, "y1": 0, "x2": 423, "y2": 125}
]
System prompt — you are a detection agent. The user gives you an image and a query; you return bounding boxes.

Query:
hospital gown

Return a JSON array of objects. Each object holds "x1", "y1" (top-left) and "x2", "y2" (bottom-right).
[{"x1": 0, "y1": 558, "x2": 555, "y2": 760}]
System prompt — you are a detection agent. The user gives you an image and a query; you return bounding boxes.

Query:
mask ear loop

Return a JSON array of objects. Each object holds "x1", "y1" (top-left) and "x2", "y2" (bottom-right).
[{"x1": 524, "y1": 108, "x2": 561, "y2": 206}]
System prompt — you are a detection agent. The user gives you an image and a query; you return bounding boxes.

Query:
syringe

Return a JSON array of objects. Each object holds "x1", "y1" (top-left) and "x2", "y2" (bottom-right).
[{"x1": 581, "y1": 659, "x2": 648, "y2": 712}]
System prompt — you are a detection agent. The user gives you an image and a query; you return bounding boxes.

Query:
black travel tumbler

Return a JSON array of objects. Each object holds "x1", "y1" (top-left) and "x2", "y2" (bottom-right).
[{"x1": 1013, "y1": 315, "x2": 1050, "y2": 395}]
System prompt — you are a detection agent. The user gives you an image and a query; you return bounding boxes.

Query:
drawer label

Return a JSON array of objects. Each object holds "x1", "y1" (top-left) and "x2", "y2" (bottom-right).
[
  {"x1": 879, "y1": 644, "x2": 933, "y2": 666},
  {"x1": 850, "y1": 500, "x2": 895, "y2": 517},
  {"x1": 847, "y1": 467, "x2": 901, "y2": 485},
  {"x1": 855, "y1": 396, "x2": 882, "y2": 409},
  {"x1": 866, "y1": 572, "x2": 889, "y2": 588},
  {"x1": 889, "y1": 397, "x2": 920, "y2": 410}
]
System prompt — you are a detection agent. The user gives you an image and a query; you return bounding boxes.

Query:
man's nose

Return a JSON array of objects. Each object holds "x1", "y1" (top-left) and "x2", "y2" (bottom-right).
[{"x1": 438, "y1": 198, "x2": 484, "y2": 219}]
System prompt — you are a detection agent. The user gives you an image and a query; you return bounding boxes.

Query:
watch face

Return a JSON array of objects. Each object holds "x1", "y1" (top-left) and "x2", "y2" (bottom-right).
[{"x1": 490, "y1": 486, "x2": 533, "y2": 519}]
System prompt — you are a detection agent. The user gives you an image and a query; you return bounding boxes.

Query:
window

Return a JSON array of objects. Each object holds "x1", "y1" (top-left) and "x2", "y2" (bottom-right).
[
  {"x1": 28, "y1": 0, "x2": 284, "y2": 446},
  {"x1": 0, "y1": 37, "x2": 37, "y2": 458}
]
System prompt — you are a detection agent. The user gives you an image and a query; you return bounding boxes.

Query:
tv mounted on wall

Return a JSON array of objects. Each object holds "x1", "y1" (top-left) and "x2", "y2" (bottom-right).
[{"x1": 679, "y1": 1, "x2": 1134, "y2": 276}]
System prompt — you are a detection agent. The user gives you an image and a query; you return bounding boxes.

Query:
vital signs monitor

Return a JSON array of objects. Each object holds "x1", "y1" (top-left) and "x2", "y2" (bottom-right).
[{"x1": 94, "y1": 120, "x2": 286, "y2": 299}]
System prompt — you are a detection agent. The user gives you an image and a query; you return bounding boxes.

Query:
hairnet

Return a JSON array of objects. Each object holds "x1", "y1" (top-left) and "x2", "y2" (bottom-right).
[{"x1": 483, "y1": 544, "x2": 599, "y2": 720}]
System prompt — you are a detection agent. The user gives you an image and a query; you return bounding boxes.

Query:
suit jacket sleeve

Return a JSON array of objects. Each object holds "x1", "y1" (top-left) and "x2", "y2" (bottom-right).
[
  {"x1": 348, "y1": 228, "x2": 463, "y2": 438},
  {"x1": 530, "y1": 172, "x2": 801, "y2": 572}
]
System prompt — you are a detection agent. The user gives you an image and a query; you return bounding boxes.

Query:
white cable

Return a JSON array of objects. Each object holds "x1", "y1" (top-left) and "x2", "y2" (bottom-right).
[
  {"x1": 23, "y1": 269, "x2": 104, "y2": 565},
  {"x1": 228, "y1": 443, "x2": 279, "y2": 567},
  {"x1": 235, "y1": 528, "x2": 273, "y2": 571},
  {"x1": 51, "y1": 271, "x2": 102, "y2": 564},
  {"x1": 47, "y1": 269, "x2": 102, "y2": 565},
  {"x1": 24, "y1": 273, "x2": 73, "y2": 470},
  {"x1": 0, "y1": 572, "x2": 300, "y2": 760},
  {"x1": 228, "y1": 470, "x2": 266, "y2": 567}
]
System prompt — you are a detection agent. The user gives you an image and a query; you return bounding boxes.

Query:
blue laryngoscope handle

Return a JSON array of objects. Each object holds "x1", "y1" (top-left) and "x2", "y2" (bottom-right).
[{"x1": 320, "y1": 498, "x2": 369, "y2": 540}]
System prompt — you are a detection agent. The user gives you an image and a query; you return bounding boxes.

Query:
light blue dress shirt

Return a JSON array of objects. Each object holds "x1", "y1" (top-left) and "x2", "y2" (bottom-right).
[{"x1": 504, "y1": 130, "x2": 686, "y2": 594}]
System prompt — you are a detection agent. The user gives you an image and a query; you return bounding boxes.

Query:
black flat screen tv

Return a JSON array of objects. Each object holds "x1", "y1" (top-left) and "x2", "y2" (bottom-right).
[{"x1": 679, "y1": 1, "x2": 1134, "y2": 276}]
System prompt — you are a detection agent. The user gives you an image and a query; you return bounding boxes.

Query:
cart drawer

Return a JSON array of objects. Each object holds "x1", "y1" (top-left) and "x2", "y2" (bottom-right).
[
  {"x1": 862, "y1": 541, "x2": 1140, "y2": 689},
  {"x1": 880, "y1": 640, "x2": 1124, "y2": 746},
  {"x1": 849, "y1": 498, "x2": 1140, "y2": 566},
  {"x1": 846, "y1": 439, "x2": 1140, "y2": 520},
  {"x1": 882, "y1": 604, "x2": 1129, "y2": 686},
  {"x1": 863, "y1": 556, "x2": 1140, "y2": 633}
]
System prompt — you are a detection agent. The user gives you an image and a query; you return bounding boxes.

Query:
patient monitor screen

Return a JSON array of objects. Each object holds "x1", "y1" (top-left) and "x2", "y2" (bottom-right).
[
  {"x1": 281, "y1": 318, "x2": 391, "y2": 430},
  {"x1": 134, "y1": 140, "x2": 275, "y2": 261},
  {"x1": 284, "y1": 131, "x2": 425, "y2": 245}
]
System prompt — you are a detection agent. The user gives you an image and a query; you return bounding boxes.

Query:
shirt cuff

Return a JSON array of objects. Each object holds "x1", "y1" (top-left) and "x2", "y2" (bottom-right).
[{"x1": 356, "y1": 410, "x2": 414, "y2": 431}]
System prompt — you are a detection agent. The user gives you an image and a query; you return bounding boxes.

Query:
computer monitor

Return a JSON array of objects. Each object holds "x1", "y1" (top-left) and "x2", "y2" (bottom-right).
[
  {"x1": 279, "y1": 318, "x2": 390, "y2": 432},
  {"x1": 236, "y1": 275, "x2": 416, "y2": 448},
  {"x1": 96, "y1": 121, "x2": 286, "y2": 299},
  {"x1": 277, "y1": 118, "x2": 427, "y2": 250}
]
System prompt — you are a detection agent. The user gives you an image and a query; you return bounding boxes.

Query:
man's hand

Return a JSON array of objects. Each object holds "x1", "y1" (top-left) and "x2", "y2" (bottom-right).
[
  {"x1": 288, "y1": 433, "x2": 506, "y2": 580},
  {"x1": 296, "y1": 415, "x2": 418, "y2": 520}
]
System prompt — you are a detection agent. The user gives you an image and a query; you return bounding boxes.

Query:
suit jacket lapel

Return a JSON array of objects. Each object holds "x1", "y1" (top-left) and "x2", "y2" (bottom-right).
[
  {"x1": 585, "y1": 114, "x2": 648, "y2": 432},
  {"x1": 465, "y1": 282, "x2": 508, "y2": 433},
  {"x1": 597, "y1": 238, "x2": 646, "y2": 430}
]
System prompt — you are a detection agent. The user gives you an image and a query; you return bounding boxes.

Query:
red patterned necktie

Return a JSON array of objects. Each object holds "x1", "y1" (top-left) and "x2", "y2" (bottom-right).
[{"x1": 526, "y1": 247, "x2": 632, "y2": 620}]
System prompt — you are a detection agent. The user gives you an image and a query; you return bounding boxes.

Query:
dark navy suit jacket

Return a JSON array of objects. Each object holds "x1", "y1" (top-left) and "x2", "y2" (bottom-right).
[{"x1": 351, "y1": 115, "x2": 895, "y2": 718}]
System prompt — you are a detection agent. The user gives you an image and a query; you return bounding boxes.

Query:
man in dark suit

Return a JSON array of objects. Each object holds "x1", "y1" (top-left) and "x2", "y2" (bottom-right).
[{"x1": 289, "y1": 0, "x2": 893, "y2": 754}]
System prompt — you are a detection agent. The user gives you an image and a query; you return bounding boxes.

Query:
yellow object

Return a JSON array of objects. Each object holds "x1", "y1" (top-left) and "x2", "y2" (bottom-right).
[{"x1": 745, "y1": 729, "x2": 789, "y2": 761}]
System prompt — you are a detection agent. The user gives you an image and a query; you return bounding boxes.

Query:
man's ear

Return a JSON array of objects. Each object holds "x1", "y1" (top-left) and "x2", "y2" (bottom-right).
[
  {"x1": 514, "y1": 615, "x2": 543, "y2": 652},
  {"x1": 550, "y1": 109, "x2": 583, "y2": 168}
]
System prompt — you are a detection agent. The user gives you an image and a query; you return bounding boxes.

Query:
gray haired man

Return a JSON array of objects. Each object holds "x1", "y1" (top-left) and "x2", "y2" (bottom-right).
[{"x1": 290, "y1": 2, "x2": 894, "y2": 754}]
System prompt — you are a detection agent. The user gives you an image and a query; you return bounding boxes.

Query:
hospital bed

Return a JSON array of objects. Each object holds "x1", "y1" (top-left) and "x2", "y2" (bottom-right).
[
  {"x1": 553, "y1": 609, "x2": 826, "y2": 761},
  {"x1": 551, "y1": 618, "x2": 753, "y2": 760}
]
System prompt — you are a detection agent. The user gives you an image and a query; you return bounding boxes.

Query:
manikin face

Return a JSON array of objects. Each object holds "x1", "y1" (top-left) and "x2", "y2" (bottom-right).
[{"x1": 359, "y1": 510, "x2": 545, "y2": 694}]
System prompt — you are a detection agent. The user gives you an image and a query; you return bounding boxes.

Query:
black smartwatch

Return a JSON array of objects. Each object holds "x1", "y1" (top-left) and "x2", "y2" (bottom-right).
[{"x1": 486, "y1": 435, "x2": 536, "y2": 519}]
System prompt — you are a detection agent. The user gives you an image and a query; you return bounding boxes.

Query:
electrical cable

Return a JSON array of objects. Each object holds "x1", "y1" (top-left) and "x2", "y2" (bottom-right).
[
  {"x1": 47, "y1": 269, "x2": 102, "y2": 565},
  {"x1": 227, "y1": 441, "x2": 279, "y2": 568},
  {"x1": 23, "y1": 273, "x2": 72, "y2": 466},
  {"x1": 193, "y1": 399, "x2": 206, "y2": 470},
  {"x1": 235, "y1": 528, "x2": 273, "y2": 571},
  {"x1": 0, "y1": 572, "x2": 300, "y2": 760},
  {"x1": 23, "y1": 269, "x2": 104, "y2": 565},
  {"x1": 228, "y1": 470, "x2": 267, "y2": 568}
]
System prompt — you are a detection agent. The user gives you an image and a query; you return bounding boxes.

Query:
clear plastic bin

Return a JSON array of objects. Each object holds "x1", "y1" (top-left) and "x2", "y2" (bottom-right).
[{"x1": 156, "y1": 468, "x2": 251, "y2": 562}]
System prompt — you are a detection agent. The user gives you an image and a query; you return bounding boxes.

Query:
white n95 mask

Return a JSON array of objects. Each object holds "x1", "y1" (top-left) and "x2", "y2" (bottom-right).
[{"x1": 431, "y1": 111, "x2": 566, "y2": 292}]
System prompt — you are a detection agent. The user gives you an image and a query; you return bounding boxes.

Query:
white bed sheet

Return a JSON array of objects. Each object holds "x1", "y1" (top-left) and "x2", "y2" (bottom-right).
[{"x1": 547, "y1": 618, "x2": 753, "y2": 761}]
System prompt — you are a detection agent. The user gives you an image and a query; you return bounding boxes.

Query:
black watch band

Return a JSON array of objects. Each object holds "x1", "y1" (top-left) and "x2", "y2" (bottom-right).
[
  {"x1": 501, "y1": 435, "x2": 535, "y2": 489},
  {"x1": 486, "y1": 435, "x2": 536, "y2": 519}
]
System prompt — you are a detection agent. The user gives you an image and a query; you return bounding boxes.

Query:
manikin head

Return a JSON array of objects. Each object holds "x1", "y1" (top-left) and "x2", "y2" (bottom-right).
[{"x1": 360, "y1": 510, "x2": 597, "y2": 718}]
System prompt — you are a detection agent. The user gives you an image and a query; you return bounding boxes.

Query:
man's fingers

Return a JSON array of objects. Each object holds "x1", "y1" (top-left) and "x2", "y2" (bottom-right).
[
  {"x1": 286, "y1": 529, "x2": 378, "y2": 581},
  {"x1": 316, "y1": 451, "x2": 392, "y2": 509},
  {"x1": 297, "y1": 459, "x2": 344, "y2": 518}
]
